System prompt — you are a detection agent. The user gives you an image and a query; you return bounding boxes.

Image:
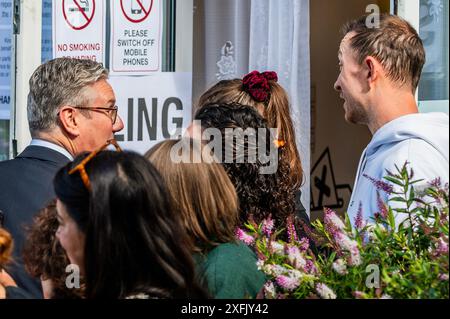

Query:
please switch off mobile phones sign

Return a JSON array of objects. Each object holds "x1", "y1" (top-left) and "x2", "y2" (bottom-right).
[{"x1": 111, "y1": 0, "x2": 161, "y2": 75}]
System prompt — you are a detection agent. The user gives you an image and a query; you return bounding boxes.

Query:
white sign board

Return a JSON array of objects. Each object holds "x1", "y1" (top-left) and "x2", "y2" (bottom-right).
[
  {"x1": 110, "y1": 0, "x2": 162, "y2": 75},
  {"x1": 53, "y1": 0, "x2": 105, "y2": 62},
  {"x1": 110, "y1": 73, "x2": 192, "y2": 154}
]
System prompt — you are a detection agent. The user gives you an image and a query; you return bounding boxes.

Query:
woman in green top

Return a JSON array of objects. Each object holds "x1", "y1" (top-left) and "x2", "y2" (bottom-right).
[{"x1": 146, "y1": 139, "x2": 266, "y2": 299}]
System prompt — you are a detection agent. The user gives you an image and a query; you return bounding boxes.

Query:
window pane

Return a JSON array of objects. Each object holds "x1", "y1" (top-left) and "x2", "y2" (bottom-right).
[
  {"x1": 419, "y1": 0, "x2": 449, "y2": 101},
  {"x1": 42, "y1": 0, "x2": 52, "y2": 63},
  {"x1": 0, "y1": 120, "x2": 9, "y2": 161},
  {"x1": 0, "y1": 0, "x2": 12, "y2": 161}
]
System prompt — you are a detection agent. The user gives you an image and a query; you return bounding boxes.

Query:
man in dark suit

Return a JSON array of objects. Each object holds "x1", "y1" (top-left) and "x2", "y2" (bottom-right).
[{"x1": 0, "y1": 58, "x2": 124, "y2": 298}]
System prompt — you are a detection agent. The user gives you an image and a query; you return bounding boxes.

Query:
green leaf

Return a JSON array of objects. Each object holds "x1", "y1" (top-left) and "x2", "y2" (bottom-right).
[
  {"x1": 388, "y1": 207, "x2": 396, "y2": 229},
  {"x1": 390, "y1": 197, "x2": 407, "y2": 203},
  {"x1": 409, "y1": 187, "x2": 416, "y2": 202},
  {"x1": 344, "y1": 212, "x2": 352, "y2": 231},
  {"x1": 410, "y1": 179, "x2": 425, "y2": 185},
  {"x1": 384, "y1": 176, "x2": 404, "y2": 187}
]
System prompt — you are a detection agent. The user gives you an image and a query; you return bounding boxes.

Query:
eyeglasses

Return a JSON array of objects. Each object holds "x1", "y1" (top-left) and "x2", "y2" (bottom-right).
[
  {"x1": 74, "y1": 106, "x2": 119, "y2": 124},
  {"x1": 69, "y1": 139, "x2": 122, "y2": 191}
]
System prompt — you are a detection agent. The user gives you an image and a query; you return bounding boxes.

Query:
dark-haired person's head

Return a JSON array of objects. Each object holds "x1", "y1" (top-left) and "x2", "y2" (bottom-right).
[
  {"x1": 193, "y1": 103, "x2": 295, "y2": 227},
  {"x1": 197, "y1": 72, "x2": 303, "y2": 190},
  {"x1": 53, "y1": 150, "x2": 207, "y2": 299},
  {"x1": 23, "y1": 200, "x2": 83, "y2": 299}
]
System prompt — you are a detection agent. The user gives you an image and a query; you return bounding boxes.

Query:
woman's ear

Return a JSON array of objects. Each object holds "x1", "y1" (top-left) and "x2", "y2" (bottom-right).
[{"x1": 58, "y1": 106, "x2": 80, "y2": 137}]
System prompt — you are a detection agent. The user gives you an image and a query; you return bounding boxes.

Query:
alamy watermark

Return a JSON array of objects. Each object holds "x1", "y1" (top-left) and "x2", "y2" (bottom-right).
[
  {"x1": 366, "y1": 264, "x2": 380, "y2": 289},
  {"x1": 65, "y1": 264, "x2": 81, "y2": 289},
  {"x1": 366, "y1": 4, "x2": 381, "y2": 28}
]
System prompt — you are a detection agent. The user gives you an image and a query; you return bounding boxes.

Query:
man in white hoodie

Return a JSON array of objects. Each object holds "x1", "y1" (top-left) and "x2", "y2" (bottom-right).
[{"x1": 334, "y1": 14, "x2": 449, "y2": 225}]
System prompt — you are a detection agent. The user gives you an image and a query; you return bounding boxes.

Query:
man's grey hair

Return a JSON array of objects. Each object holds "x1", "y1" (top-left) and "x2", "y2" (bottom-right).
[{"x1": 27, "y1": 58, "x2": 109, "y2": 136}]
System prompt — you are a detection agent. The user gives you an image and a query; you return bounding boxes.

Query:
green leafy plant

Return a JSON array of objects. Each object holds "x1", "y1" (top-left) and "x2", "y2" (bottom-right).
[{"x1": 237, "y1": 163, "x2": 449, "y2": 299}]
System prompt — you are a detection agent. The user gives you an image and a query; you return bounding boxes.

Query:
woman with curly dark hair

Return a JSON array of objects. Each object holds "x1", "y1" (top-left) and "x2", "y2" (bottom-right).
[
  {"x1": 196, "y1": 71, "x2": 308, "y2": 223},
  {"x1": 193, "y1": 102, "x2": 295, "y2": 229},
  {"x1": 22, "y1": 200, "x2": 83, "y2": 299}
]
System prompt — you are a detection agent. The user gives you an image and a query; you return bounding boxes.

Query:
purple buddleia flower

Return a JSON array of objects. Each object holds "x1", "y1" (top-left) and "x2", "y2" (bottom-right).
[
  {"x1": 235, "y1": 228, "x2": 254, "y2": 245},
  {"x1": 263, "y1": 281, "x2": 277, "y2": 299},
  {"x1": 286, "y1": 216, "x2": 298, "y2": 243},
  {"x1": 354, "y1": 202, "x2": 366, "y2": 230},
  {"x1": 332, "y1": 259, "x2": 348, "y2": 275},
  {"x1": 286, "y1": 246, "x2": 307, "y2": 269},
  {"x1": 353, "y1": 291, "x2": 366, "y2": 299},
  {"x1": 262, "y1": 216, "x2": 275, "y2": 237},
  {"x1": 315, "y1": 283, "x2": 337, "y2": 299},
  {"x1": 305, "y1": 259, "x2": 318, "y2": 274},
  {"x1": 270, "y1": 241, "x2": 285, "y2": 255},
  {"x1": 363, "y1": 174, "x2": 394, "y2": 195},
  {"x1": 324, "y1": 208, "x2": 346, "y2": 234},
  {"x1": 298, "y1": 237, "x2": 310, "y2": 252},
  {"x1": 376, "y1": 192, "x2": 389, "y2": 219},
  {"x1": 334, "y1": 232, "x2": 362, "y2": 266},
  {"x1": 439, "y1": 274, "x2": 449, "y2": 281},
  {"x1": 429, "y1": 177, "x2": 442, "y2": 188},
  {"x1": 435, "y1": 237, "x2": 449, "y2": 256},
  {"x1": 347, "y1": 249, "x2": 362, "y2": 266},
  {"x1": 276, "y1": 275, "x2": 300, "y2": 291}
]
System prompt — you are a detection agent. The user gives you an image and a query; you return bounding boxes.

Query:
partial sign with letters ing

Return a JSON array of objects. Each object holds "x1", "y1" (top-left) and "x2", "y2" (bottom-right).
[{"x1": 110, "y1": 73, "x2": 192, "y2": 153}]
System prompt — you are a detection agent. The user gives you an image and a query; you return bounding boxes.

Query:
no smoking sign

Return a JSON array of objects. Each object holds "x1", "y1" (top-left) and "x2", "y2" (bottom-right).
[
  {"x1": 54, "y1": 0, "x2": 105, "y2": 62},
  {"x1": 63, "y1": 0, "x2": 96, "y2": 30},
  {"x1": 120, "y1": 0, "x2": 153, "y2": 23}
]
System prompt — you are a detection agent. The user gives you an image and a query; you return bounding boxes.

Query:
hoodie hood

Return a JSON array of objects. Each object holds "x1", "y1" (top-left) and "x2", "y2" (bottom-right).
[{"x1": 366, "y1": 112, "x2": 449, "y2": 162}]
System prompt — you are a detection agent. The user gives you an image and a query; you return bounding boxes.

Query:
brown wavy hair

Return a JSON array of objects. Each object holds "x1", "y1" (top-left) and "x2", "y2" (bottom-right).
[
  {"x1": 194, "y1": 103, "x2": 295, "y2": 229},
  {"x1": 197, "y1": 78, "x2": 303, "y2": 190},
  {"x1": 0, "y1": 227, "x2": 13, "y2": 267},
  {"x1": 146, "y1": 139, "x2": 239, "y2": 254},
  {"x1": 22, "y1": 200, "x2": 83, "y2": 299}
]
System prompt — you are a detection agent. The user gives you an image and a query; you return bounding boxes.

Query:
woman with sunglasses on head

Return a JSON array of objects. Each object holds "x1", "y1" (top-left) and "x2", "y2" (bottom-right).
[{"x1": 53, "y1": 140, "x2": 208, "y2": 299}]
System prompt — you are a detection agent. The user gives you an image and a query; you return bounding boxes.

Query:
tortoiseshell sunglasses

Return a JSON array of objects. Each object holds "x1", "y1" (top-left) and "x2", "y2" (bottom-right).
[{"x1": 68, "y1": 139, "x2": 122, "y2": 191}]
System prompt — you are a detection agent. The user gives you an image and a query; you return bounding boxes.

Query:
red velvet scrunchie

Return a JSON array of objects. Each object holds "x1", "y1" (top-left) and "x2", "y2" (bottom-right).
[{"x1": 242, "y1": 71, "x2": 278, "y2": 103}]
